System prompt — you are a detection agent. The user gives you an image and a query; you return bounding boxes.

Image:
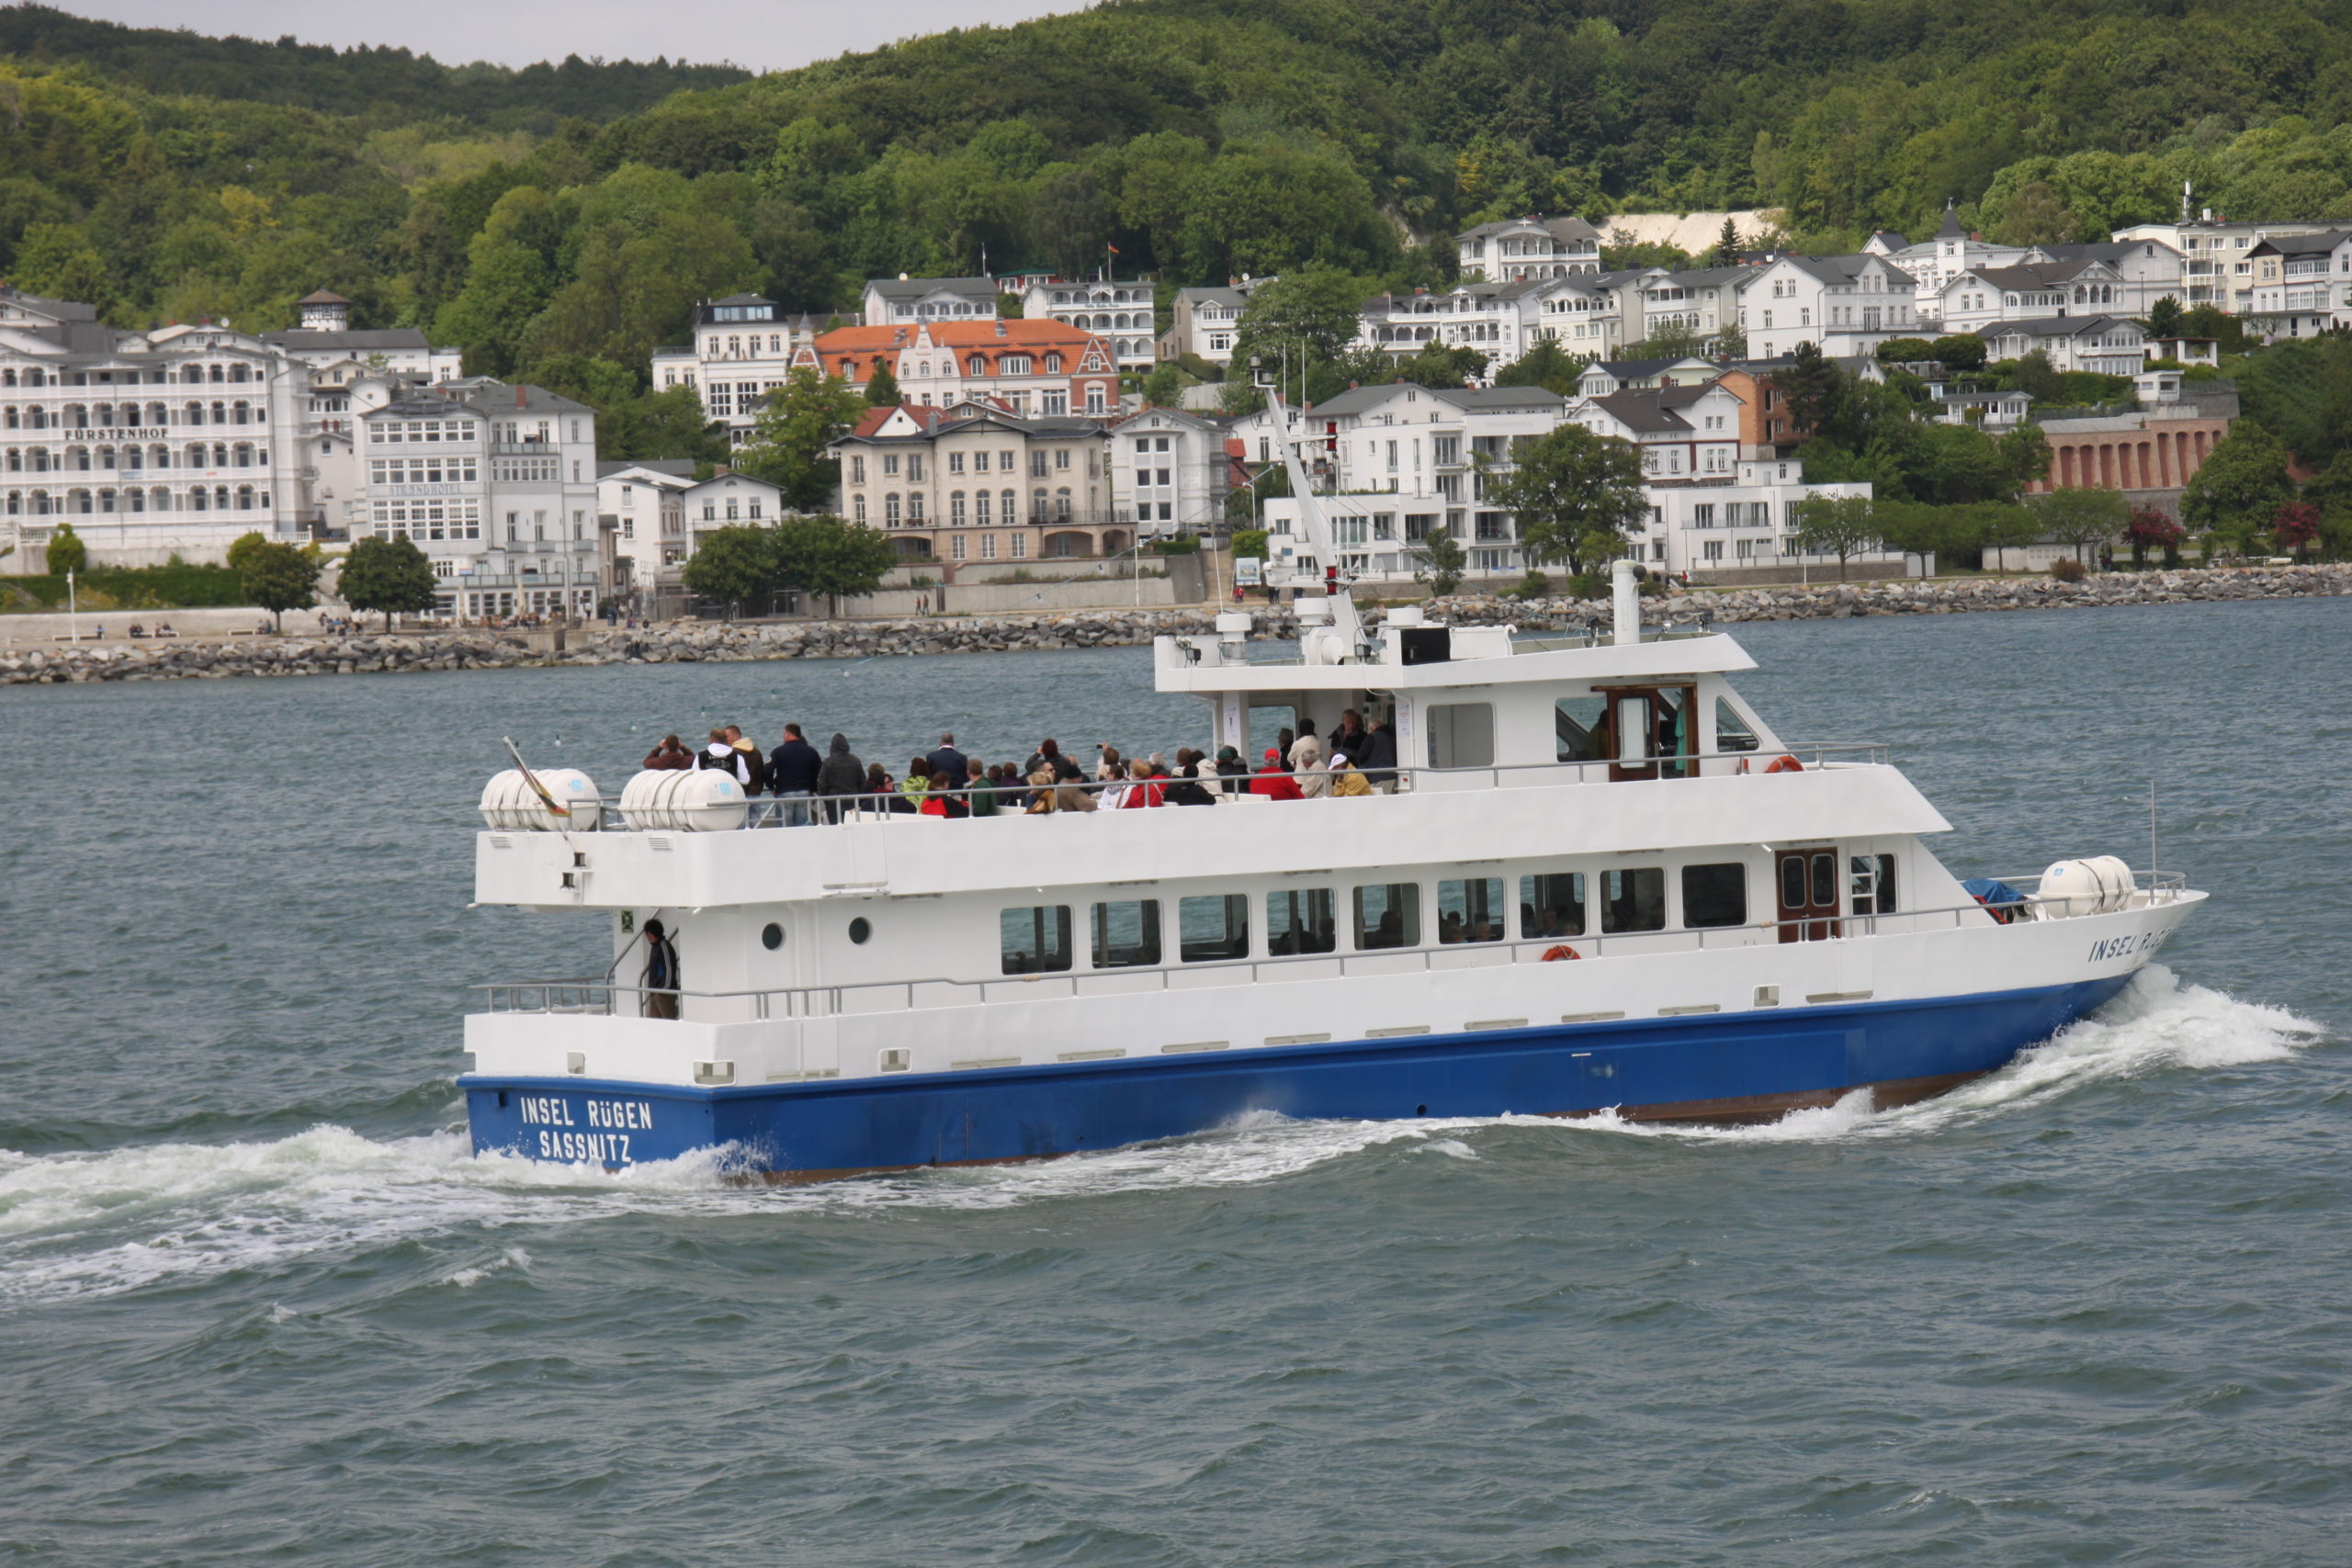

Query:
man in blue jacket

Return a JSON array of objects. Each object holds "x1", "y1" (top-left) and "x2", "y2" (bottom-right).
[{"x1": 767, "y1": 722, "x2": 824, "y2": 826}]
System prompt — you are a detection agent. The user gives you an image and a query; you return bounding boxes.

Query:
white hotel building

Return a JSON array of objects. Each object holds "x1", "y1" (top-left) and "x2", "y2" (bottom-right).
[{"x1": 347, "y1": 378, "x2": 603, "y2": 620}]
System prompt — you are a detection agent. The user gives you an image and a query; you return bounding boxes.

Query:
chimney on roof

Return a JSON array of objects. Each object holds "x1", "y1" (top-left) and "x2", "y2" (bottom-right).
[
  {"x1": 996, "y1": 319, "x2": 1006, "y2": 337},
  {"x1": 514, "y1": 383, "x2": 526, "y2": 408}
]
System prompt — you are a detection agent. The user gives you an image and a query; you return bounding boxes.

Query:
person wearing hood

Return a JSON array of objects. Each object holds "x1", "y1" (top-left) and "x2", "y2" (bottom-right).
[
  {"x1": 697, "y1": 727, "x2": 751, "y2": 785},
  {"x1": 815, "y1": 733, "x2": 864, "y2": 821},
  {"x1": 726, "y1": 725, "x2": 767, "y2": 795}
]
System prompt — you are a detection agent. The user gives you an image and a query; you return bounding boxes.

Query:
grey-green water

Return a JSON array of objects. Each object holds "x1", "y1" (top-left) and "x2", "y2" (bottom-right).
[{"x1": 1, "y1": 599, "x2": 2344, "y2": 1566}]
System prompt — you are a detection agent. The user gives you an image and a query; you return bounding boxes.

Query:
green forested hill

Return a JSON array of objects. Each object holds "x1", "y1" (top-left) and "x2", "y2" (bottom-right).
[
  {"x1": 6, "y1": 0, "x2": 2352, "y2": 412},
  {"x1": 0, "y1": 5, "x2": 749, "y2": 125}
]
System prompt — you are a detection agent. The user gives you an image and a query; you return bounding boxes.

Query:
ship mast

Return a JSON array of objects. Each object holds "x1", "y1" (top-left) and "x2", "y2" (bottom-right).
[{"x1": 1253, "y1": 355, "x2": 1367, "y2": 665}]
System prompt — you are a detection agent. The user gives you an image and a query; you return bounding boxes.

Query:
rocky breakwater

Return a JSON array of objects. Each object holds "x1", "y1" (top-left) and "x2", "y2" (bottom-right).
[
  {"x1": 8, "y1": 568, "x2": 2346, "y2": 686},
  {"x1": 1424, "y1": 563, "x2": 2352, "y2": 631},
  {"x1": 0, "y1": 631, "x2": 538, "y2": 684},
  {"x1": 552, "y1": 608, "x2": 1295, "y2": 666}
]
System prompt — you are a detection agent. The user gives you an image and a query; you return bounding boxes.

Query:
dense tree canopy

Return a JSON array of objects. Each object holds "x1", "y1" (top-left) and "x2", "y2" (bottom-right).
[{"x1": 13, "y1": 0, "x2": 2352, "y2": 475}]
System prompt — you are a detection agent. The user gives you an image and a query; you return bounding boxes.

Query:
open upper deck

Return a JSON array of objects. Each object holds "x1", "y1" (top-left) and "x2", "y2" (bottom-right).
[
  {"x1": 1154, "y1": 617, "x2": 1757, "y2": 694},
  {"x1": 477, "y1": 753, "x2": 1943, "y2": 913}
]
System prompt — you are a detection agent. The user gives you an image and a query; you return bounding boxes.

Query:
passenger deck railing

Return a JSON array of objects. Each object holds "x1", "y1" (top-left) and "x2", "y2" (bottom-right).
[
  {"x1": 514, "y1": 742, "x2": 1894, "y2": 833},
  {"x1": 476, "y1": 871, "x2": 2189, "y2": 1022}
]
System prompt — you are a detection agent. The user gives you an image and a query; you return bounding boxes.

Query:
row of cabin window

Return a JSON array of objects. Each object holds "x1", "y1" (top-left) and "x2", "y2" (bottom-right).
[
  {"x1": 1425, "y1": 694, "x2": 1762, "y2": 770},
  {"x1": 998, "y1": 855, "x2": 1901, "y2": 974},
  {"x1": 1001, "y1": 867, "x2": 1757, "y2": 975}
]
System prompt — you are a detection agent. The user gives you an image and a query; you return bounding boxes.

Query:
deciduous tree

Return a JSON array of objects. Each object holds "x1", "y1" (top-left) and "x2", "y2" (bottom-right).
[
  {"x1": 1483, "y1": 424, "x2": 1648, "y2": 575},
  {"x1": 773, "y1": 514, "x2": 897, "y2": 615},
  {"x1": 337, "y1": 535, "x2": 439, "y2": 629},
  {"x1": 1411, "y1": 529, "x2": 1466, "y2": 596},
  {"x1": 1791, "y1": 494, "x2": 1879, "y2": 581},
  {"x1": 240, "y1": 541, "x2": 321, "y2": 630},
  {"x1": 2182, "y1": 423, "x2": 2293, "y2": 557},
  {"x1": 45, "y1": 520, "x2": 85, "y2": 576},
  {"x1": 2030, "y1": 486, "x2": 2129, "y2": 567},
  {"x1": 736, "y1": 367, "x2": 865, "y2": 513},
  {"x1": 679, "y1": 523, "x2": 775, "y2": 615}
]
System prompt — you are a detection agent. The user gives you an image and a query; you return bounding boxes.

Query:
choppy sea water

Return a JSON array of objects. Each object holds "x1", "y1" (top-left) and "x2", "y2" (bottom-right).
[{"x1": 1, "y1": 598, "x2": 2346, "y2": 1566}]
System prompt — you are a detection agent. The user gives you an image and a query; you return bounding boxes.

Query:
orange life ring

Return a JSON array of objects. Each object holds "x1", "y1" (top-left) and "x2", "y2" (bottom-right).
[
  {"x1": 1763, "y1": 754, "x2": 1803, "y2": 773},
  {"x1": 1541, "y1": 944, "x2": 1582, "y2": 962}
]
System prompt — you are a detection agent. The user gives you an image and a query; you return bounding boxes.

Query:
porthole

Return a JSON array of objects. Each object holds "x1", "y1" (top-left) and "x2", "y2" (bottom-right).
[
  {"x1": 848, "y1": 917, "x2": 872, "y2": 945},
  {"x1": 761, "y1": 922, "x2": 784, "y2": 951}
]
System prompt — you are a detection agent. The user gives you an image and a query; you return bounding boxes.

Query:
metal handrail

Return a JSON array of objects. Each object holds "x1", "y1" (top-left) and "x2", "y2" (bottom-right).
[
  {"x1": 474, "y1": 871, "x2": 2191, "y2": 1020},
  {"x1": 494, "y1": 743, "x2": 1897, "y2": 833}
]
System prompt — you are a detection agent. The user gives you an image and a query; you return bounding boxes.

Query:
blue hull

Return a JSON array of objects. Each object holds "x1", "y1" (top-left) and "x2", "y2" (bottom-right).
[{"x1": 462, "y1": 977, "x2": 2134, "y2": 1179}]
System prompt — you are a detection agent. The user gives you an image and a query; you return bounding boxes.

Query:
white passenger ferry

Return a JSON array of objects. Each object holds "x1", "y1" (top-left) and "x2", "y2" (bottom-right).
[{"x1": 461, "y1": 390, "x2": 2201, "y2": 1179}]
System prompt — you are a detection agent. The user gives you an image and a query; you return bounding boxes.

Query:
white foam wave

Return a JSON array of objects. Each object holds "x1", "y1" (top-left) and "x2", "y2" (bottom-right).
[
  {"x1": 0, "y1": 967, "x2": 2319, "y2": 1302},
  {"x1": 1545, "y1": 964, "x2": 2323, "y2": 1146}
]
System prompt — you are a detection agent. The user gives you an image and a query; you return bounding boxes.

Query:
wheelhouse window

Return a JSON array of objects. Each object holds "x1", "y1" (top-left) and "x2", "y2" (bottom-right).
[
  {"x1": 1091, "y1": 900, "x2": 1161, "y2": 968},
  {"x1": 1428, "y1": 703, "x2": 1493, "y2": 769},
  {"x1": 1000, "y1": 905, "x2": 1072, "y2": 974},
  {"x1": 1266, "y1": 888, "x2": 1336, "y2": 955},
  {"x1": 1680, "y1": 863, "x2": 1747, "y2": 928},
  {"x1": 1600, "y1": 868, "x2": 1667, "y2": 933},
  {"x1": 1179, "y1": 895, "x2": 1250, "y2": 962},
  {"x1": 1850, "y1": 854, "x2": 1898, "y2": 916},
  {"x1": 1714, "y1": 696, "x2": 1759, "y2": 753},
  {"x1": 1436, "y1": 878, "x2": 1504, "y2": 943},
  {"x1": 1353, "y1": 883, "x2": 1419, "y2": 950},
  {"x1": 1520, "y1": 874, "x2": 1586, "y2": 937},
  {"x1": 1555, "y1": 696, "x2": 1608, "y2": 762}
]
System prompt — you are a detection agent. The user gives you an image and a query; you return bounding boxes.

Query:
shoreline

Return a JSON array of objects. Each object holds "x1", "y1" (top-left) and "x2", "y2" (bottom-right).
[{"x1": 6, "y1": 564, "x2": 2347, "y2": 685}]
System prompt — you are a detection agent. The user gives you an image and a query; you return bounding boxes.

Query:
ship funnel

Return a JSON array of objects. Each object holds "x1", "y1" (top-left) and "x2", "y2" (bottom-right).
[{"x1": 1611, "y1": 559, "x2": 1641, "y2": 646}]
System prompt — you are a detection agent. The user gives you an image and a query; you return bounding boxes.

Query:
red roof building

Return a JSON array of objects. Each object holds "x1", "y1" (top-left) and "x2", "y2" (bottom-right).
[{"x1": 798, "y1": 319, "x2": 1119, "y2": 420}]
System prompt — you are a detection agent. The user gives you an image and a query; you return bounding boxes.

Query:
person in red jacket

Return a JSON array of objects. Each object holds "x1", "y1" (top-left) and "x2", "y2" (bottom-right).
[
  {"x1": 641, "y1": 734, "x2": 694, "y2": 771},
  {"x1": 1250, "y1": 748, "x2": 1305, "y2": 800}
]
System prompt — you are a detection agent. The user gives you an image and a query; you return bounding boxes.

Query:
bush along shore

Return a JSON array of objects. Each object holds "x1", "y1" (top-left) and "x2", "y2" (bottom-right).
[{"x1": 5, "y1": 566, "x2": 2348, "y2": 685}]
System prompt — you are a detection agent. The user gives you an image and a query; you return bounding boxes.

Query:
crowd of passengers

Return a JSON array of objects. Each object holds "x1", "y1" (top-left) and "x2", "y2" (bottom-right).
[{"x1": 635, "y1": 710, "x2": 1405, "y2": 821}]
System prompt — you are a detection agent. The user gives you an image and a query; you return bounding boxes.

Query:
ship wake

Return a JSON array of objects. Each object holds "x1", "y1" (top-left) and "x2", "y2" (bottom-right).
[{"x1": 0, "y1": 969, "x2": 2318, "y2": 1304}]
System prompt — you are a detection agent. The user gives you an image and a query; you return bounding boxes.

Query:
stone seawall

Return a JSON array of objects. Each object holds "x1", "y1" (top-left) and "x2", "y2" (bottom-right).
[{"x1": 6, "y1": 566, "x2": 2347, "y2": 684}]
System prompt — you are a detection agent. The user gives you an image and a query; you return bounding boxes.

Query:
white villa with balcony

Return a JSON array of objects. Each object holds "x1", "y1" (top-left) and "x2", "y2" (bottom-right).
[{"x1": 1457, "y1": 215, "x2": 1604, "y2": 282}]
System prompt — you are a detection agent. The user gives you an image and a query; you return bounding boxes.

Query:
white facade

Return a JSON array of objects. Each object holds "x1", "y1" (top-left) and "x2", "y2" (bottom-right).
[
  {"x1": 1268, "y1": 382, "x2": 1569, "y2": 577},
  {"x1": 1022, "y1": 278, "x2": 1156, "y2": 369},
  {"x1": 1981, "y1": 316, "x2": 2147, "y2": 376},
  {"x1": 860, "y1": 276, "x2": 995, "y2": 325},
  {"x1": 354, "y1": 378, "x2": 601, "y2": 619},
  {"x1": 650, "y1": 293, "x2": 827, "y2": 448},
  {"x1": 1358, "y1": 281, "x2": 1546, "y2": 362},
  {"x1": 1159, "y1": 281, "x2": 1270, "y2": 367},
  {"x1": 2244, "y1": 231, "x2": 2352, "y2": 336},
  {"x1": 1111, "y1": 406, "x2": 1231, "y2": 535},
  {"x1": 600, "y1": 461, "x2": 695, "y2": 599},
  {"x1": 1635, "y1": 466, "x2": 1891, "y2": 579},
  {"x1": 1741, "y1": 254, "x2": 1921, "y2": 358},
  {"x1": 1456, "y1": 215, "x2": 1603, "y2": 282},
  {"x1": 1566, "y1": 384, "x2": 1748, "y2": 483},
  {"x1": 2110, "y1": 218, "x2": 2336, "y2": 311},
  {"x1": 1525, "y1": 274, "x2": 1629, "y2": 355},
  {"x1": 1930, "y1": 257, "x2": 2131, "y2": 337},
  {"x1": 0, "y1": 291, "x2": 321, "y2": 568}
]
